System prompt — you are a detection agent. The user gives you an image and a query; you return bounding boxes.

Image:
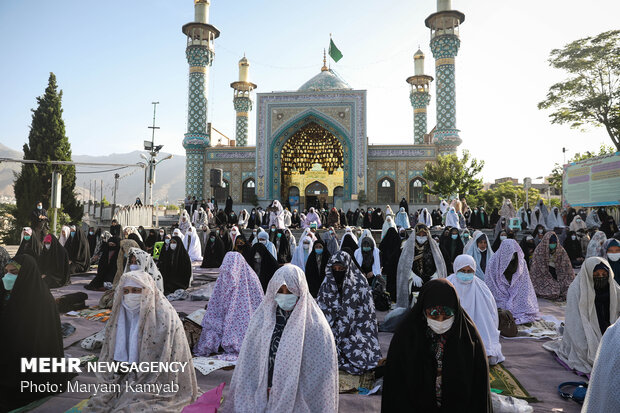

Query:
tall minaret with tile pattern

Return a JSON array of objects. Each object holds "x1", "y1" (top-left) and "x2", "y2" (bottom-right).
[{"x1": 182, "y1": 0, "x2": 220, "y2": 198}]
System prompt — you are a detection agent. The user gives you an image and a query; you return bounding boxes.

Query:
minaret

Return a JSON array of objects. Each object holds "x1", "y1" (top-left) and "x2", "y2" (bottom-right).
[
  {"x1": 426, "y1": 0, "x2": 465, "y2": 155},
  {"x1": 406, "y1": 49, "x2": 433, "y2": 145},
  {"x1": 230, "y1": 56, "x2": 257, "y2": 147},
  {"x1": 182, "y1": 0, "x2": 220, "y2": 198}
]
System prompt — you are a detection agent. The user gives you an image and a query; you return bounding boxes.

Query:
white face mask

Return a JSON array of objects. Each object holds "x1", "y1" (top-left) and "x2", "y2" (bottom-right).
[
  {"x1": 571, "y1": 235, "x2": 577, "y2": 241},
  {"x1": 129, "y1": 264, "x2": 140, "y2": 272},
  {"x1": 275, "y1": 293, "x2": 298, "y2": 311},
  {"x1": 303, "y1": 243, "x2": 310, "y2": 250},
  {"x1": 44, "y1": 244, "x2": 51, "y2": 250},
  {"x1": 259, "y1": 239, "x2": 266, "y2": 244},
  {"x1": 416, "y1": 236, "x2": 428, "y2": 244},
  {"x1": 123, "y1": 293, "x2": 142, "y2": 312},
  {"x1": 170, "y1": 243, "x2": 177, "y2": 250},
  {"x1": 427, "y1": 316, "x2": 454, "y2": 334},
  {"x1": 500, "y1": 235, "x2": 507, "y2": 241},
  {"x1": 477, "y1": 247, "x2": 487, "y2": 253},
  {"x1": 608, "y1": 253, "x2": 620, "y2": 262}
]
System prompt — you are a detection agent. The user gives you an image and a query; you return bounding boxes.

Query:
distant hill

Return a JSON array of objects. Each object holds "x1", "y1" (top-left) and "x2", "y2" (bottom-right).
[
  {"x1": 0, "y1": 143, "x2": 22, "y2": 198},
  {"x1": 0, "y1": 143, "x2": 186, "y2": 205}
]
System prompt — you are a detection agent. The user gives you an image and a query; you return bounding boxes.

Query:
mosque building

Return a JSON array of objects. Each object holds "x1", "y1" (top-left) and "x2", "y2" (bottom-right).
[{"x1": 182, "y1": 0, "x2": 465, "y2": 210}]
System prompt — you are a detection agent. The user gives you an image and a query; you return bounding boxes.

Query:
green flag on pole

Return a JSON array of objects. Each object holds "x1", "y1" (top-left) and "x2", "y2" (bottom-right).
[{"x1": 329, "y1": 38, "x2": 343, "y2": 62}]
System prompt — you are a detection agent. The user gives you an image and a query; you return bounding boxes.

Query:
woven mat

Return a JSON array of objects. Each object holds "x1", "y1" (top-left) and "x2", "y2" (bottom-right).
[
  {"x1": 489, "y1": 363, "x2": 538, "y2": 402},
  {"x1": 76, "y1": 308, "x2": 112, "y2": 322},
  {"x1": 338, "y1": 370, "x2": 375, "y2": 394}
]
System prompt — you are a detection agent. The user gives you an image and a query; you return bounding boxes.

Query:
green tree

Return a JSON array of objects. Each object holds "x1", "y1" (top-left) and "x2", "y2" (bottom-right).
[
  {"x1": 548, "y1": 144, "x2": 615, "y2": 191},
  {"x1": 538, "y1": 30, "x2": 620, "y2": 151},
  {"x1": 422, "y1": 150, "x2": 484, "y2": 199},
  {"x1": 13, "y1": 73, "x2": 81, "y2": 230}
]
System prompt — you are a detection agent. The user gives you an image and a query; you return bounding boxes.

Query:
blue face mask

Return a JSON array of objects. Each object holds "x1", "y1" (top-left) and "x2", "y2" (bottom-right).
[
  {"x1": 315, "y1": 248, "x2": 323, "y2": 255},
  {"x1": 70, "y1": 232, "x2": 76, "y2": 237},
  {"x1": 549, "y1": 243, "x2": 557, "y2": 250},
  {"x1": 37, "y1": 205, "x2": 42, "y2": 210},
  {"x1": 362, "y1": 246, "x2": 372, "y2": 252},
  {"x1": 277, "y1": 233, "x2": 282, "y2": 238},
  {"x1": 456, "y1": 271, "x2": 474, "y2": 283},
  {"x1": 23, "y1": 235, "x2": 31, "y2": 241},
  {"x1": 2, "y1": 273, "x2": 17, "y2": 291},
  {"x1": 164, "y1": 238, "x2": 170, "y2": 244},
  {"x1": 451, "y1": 234, "x2": 458, "y2": 240}
]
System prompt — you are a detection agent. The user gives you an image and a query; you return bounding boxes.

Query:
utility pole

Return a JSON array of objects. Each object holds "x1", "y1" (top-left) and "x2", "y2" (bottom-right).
[
  {"x1": 147, "y1": 102, "x2": 160, "y2": 206},
  {"x1": 562, "y1": 147, "x2": 567, "y2": 165},
  {"x1": 112, "y1": 173, "x2": 120, "y2": 218}
]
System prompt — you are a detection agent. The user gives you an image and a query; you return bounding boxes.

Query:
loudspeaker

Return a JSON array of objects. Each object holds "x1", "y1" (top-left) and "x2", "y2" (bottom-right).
[{"x1": 210, "y1": 168, "x2": 223, "y2": 188}]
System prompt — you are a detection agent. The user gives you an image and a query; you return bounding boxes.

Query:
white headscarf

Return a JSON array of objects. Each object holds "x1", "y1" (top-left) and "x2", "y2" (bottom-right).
[
  {"x1": 546, "y1": 207, "x2": 564, "y2": 229},
  {"x1": 447, "y1": 255, "x2": 504, "y2": 365},
  {"x1": 291, "y1": 235, "x2": 314, "y2": 270},
  {"x1": 88, "y1": 270, "x2": 198, "y2": 411},
  {"x1": 586, "y1": 209, "x2": 602, "y2": 229},
  {"x1": 269, "y1": 200, "x2": 285, "y2": 229},
  {"x1": 222, "y1": 265, "x2": 338, "y2": 413},
  {"x1": 586, "y1": 231, "x2": 607, "y2": 259},
  {"x1": 381, "y1": 215, "x2": 397, "y2": 239},
  {"x1": 529, "y1": 206, "x2": 548, "y2": 230},
  {"x1": 445, "y1": 207, "x2": 461, "y2": 229},
  {"x1": 544, "y1": 257, "x2": 620, "y2": 373},
  {"x1": 464, "y1": 230, "x2": 494, "y2": 280},
  {"x1": 354, "y1": 230, "x2": 382, "y2": 276},
  {"x1": 417, "y1": 208, "x2": 432, "y2": 227},
  {"x1": 569, "y1": 215, "x2": 587, "y2": 232},
  {"x1": 257, "y1": 231, "x2": 277, "y2": 259},
  {"x1": 59, "y1": 225, "x2": 71, "y2": 246},
  {"x1": 183, "y1": 226, "x2": 203, "y2": 262},
  {"x1": 439, "y1": 200, "x2": 449, "y2": 215}
]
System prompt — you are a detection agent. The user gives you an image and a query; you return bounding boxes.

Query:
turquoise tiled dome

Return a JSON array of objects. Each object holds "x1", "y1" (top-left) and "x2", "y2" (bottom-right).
[{"x1": 298, "y1": 69, "x2": 352, "y2": 92}]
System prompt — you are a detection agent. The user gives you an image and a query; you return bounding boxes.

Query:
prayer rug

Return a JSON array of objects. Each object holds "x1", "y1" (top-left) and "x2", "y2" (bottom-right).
[
  {"x1": 338, "y1": 370, "x2": 375, "y2": 394},
  {"x1": 8, "y1": 396, "x2": 52, "y2": 413},
  {"x1": 64, "y1": 399, "x2": 90, "y2": 412},
  {"x1": 76, "y1": 308, "x2": 112, "y2": 322},
  {"x1": 489, "y1": 363, "x2": 538, "y2": 402}
]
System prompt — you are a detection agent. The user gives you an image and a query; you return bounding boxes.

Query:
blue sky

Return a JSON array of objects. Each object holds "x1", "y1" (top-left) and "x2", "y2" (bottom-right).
[{"x1": 1, "y1": 0, "x2": 618, "y2": 182}]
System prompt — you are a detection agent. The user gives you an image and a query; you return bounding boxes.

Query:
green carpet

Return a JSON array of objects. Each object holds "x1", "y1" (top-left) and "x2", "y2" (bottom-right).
[{"x1": 489, "y1": 363, "x2": 538, "y2": 402}]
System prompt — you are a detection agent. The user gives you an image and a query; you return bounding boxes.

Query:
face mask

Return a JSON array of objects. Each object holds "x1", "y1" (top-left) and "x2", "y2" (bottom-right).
[
  {"x1": 362, "y1": 246, "x2": 371, "y2": 252},
  {"x1": 37, "y1": 205, "x2": 42, "y2": 210},
  {"x1": 571, "y1": 235, "x2": 577, "y2": 241},
  {"x1": 164, "y1": 239, "x2": 170, "y2": 244},
  {"x1": 271, "y1": 228, "x2": 276, "y2": 232},
  {"x1": 456, "y1": 271, "x2": 474, "y2": 283},
  {"x1": 129, "y1": 264, "x2": 140, "y2": 272},
  {"x1": 477, "y1": 247, "x2": 487, "y2": 253},
  {"x1": 549, "y1": 243, "x2": 557, "y2": 250},
  {"x1": 44, "y1": 243, "x2": 51, "y2": 250},
  {"x1": 252, "y1": 231, "x2": 257, "y2": 236},
  {"x1": 315, "y1": 248, "x2": 323, "y2": 254},
  {"x1": 333, "y1": 269, "x2": 346, "y2": 285},
  {"x1": 70, "y1": 232, "x2": 75, "y2": 237},
  {"x1": 123, "y1": 293, "x2": 142, "y2": 311},
  {"x1": 303, "y1": 243, "x2": 310, "y2": 250},
  {"x1": 463, "y1": 235, "x2": 470, "y2": 240},
  {"x1": 209, "y1": 237, "x2": 215, "y2": 242},
  {"x1": 607, "y1": 253, "x2": 620, "y2": 262},
  {"x1": 500, "y1": 236, "x2": 507, "y2": 241},
  {"x1": 416, "y1": 236, "x2": 428, "y2": 244},
  {"x1": 451, "y1": 234, "x2": 458, "y2": 240},
  {"x1": 538, "y1": 229, "x2": 543, "y2": 234},
  {"x1": 170, "y1": 243, "x2": 177, "y2": 250},
  {"x1": 89, "y1": 231, "x2": 94, "y2": 235},
  {"x1": 275, "y1": 293, "x2": 298, "y2": 311},
  {"x1": 2, "y1": 273, "x2": 17, "y2": 291},
  {"x1": 277, "y1": 233, "x2": 282, "y2": 238},
  {"x1": 259, "y1": 239, "x2": 266, "y2": 244},
  {"x1": 23, "y1": 235, "x2": 31, "y2": 241},
  {"x1": 593, "y1": 276, "x2": 608, "y2": 290},
  {"x1": 329, "y1": 230, "x2": 334, "y2": 234},
  {"x1": 427, "y1": 316, "x2": 454, "y2": 335},
  {"x1": 160, "y1": 231, "x2": 165, "y2": 236}
]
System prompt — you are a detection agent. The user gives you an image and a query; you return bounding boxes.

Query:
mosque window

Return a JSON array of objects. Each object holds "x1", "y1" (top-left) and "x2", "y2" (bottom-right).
[
  {"x1": 409, "y1": 178, "x2": 427, "y2": 204},
  {"x1": 377, "y1": 178, "x2": 395, "y2": 204},
  {"x1": 242, "y1": 179, "x2": 255, "y2": 203}
]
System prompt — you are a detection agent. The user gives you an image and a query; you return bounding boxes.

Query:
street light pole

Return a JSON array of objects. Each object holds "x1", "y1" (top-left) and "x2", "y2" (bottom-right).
[{"x1": 147, "y1": 102, "x2": 160, "y2": 206}]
